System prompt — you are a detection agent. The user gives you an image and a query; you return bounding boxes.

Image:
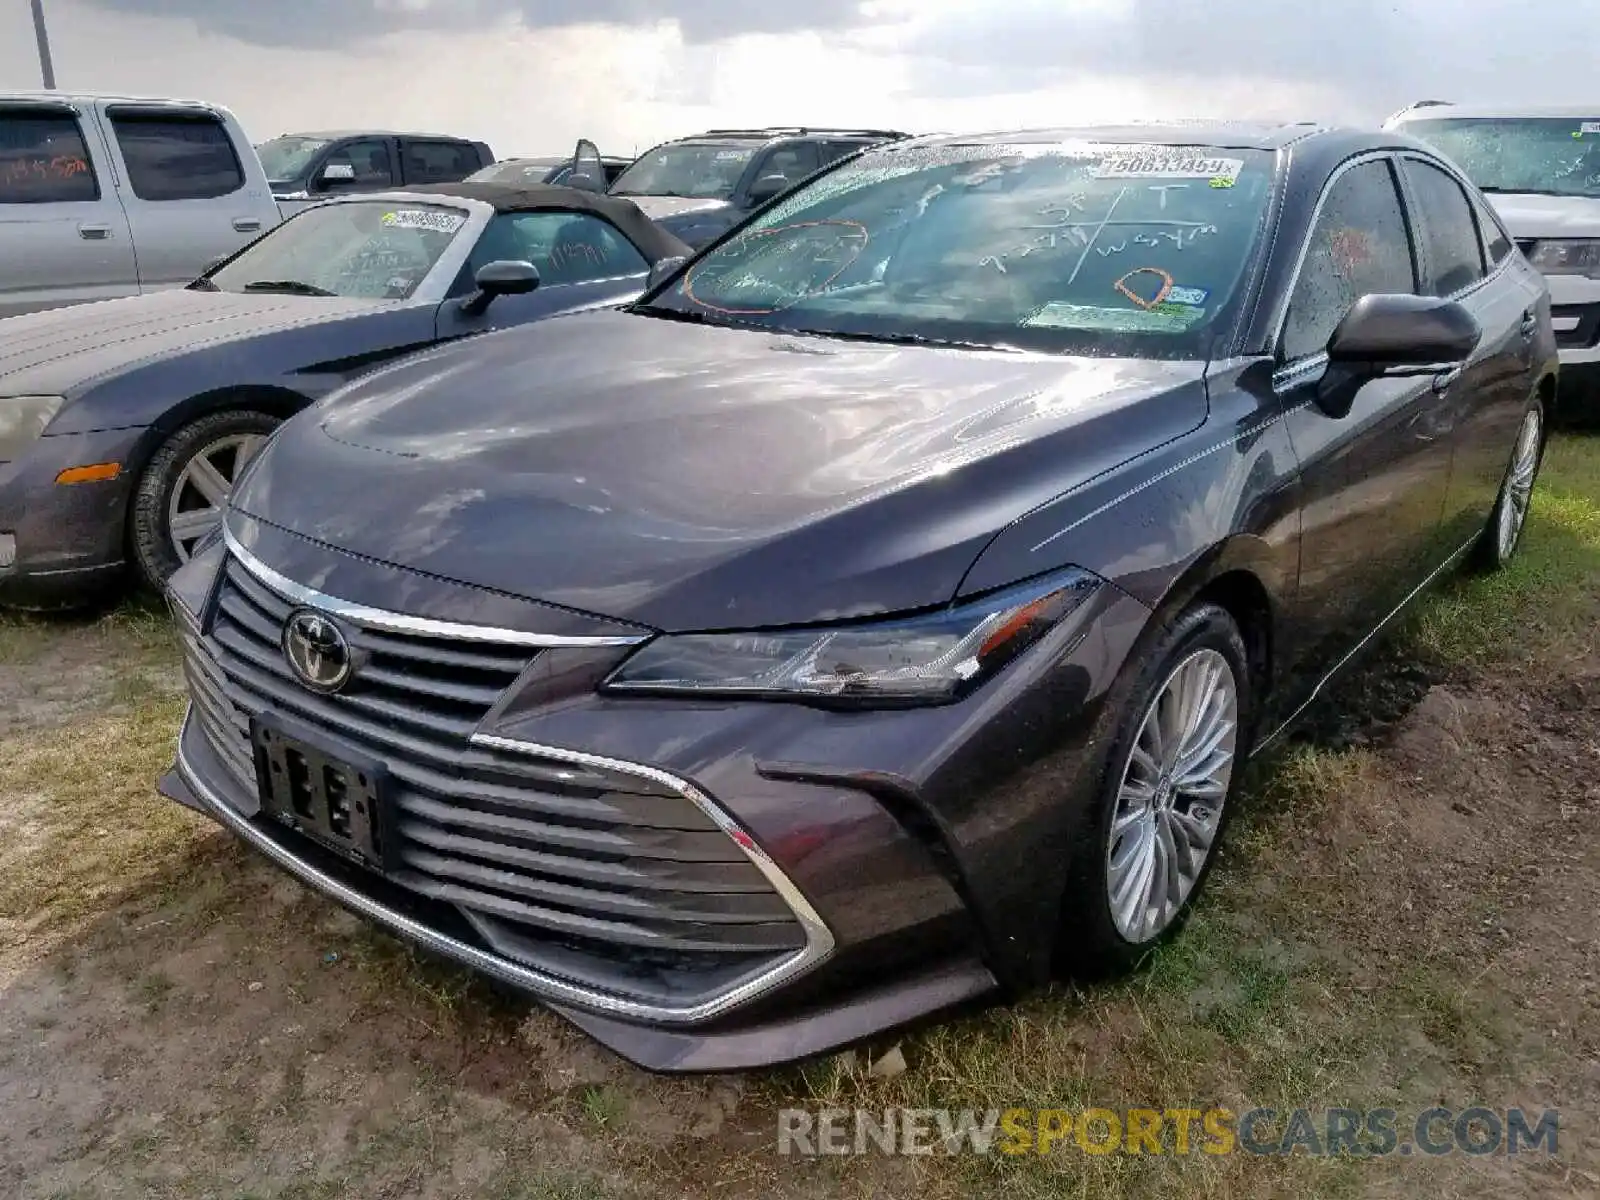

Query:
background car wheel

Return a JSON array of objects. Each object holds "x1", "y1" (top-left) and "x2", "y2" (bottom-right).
[
  {"x1": 1060, "y1": 602, "x2": 1252, "y2": 973},
  {"x1": 129, "y1": 409, "x2": 280, "y2": 592},
  {"x1": 1471, "y1": 398, "x2": 1544, "y2": 574}
]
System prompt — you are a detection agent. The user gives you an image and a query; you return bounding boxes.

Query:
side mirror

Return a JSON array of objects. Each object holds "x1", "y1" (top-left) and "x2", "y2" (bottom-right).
[
  {"x1": 1313, "y1": 293, "x2": 1480, "y2": 418},
  {"x1": 746, "y1": 173, "x2": 792, "y2": 207},
  {"x1": 647, "y1": 255, "x2": 688, "y2": 291},
  {"x1": 320, "y1": 162, "x2": 357, "y2": 185},
  {"x1": 460, "y1": 259, "x2": 540, "y2": 316}
]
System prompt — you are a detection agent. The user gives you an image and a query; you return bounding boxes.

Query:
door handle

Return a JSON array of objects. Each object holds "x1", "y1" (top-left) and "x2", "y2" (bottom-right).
[
  {"x1": 1431, "y1": 365, "x2": 1463, "y2": 394},
  {"x1": 77, "y1": 224, "x2": 111, "y2": 240},
  {"x1": 1520, "y1": 310, "x2": 1538, "y2": 339},
  {"x1": 233, "y1": 217, "x2": 262, "y2": 232}
]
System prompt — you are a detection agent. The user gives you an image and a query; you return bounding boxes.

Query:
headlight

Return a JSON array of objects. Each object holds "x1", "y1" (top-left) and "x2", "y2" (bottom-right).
[
  {"x1": 0, "y1": 396, "x2": 66, "y2": 462},
  {"x1": 603, "y1": 570, "x2": 1103, "y2": 707},
  {"x1": 1525, "y1": 239, "x2": 1600, "y2": 278}
]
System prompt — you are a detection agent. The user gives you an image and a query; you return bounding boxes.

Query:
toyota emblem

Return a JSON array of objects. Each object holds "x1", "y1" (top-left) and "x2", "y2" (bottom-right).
[{"x1": 282, "y1": 608, "x2": 353, "y2": 692}]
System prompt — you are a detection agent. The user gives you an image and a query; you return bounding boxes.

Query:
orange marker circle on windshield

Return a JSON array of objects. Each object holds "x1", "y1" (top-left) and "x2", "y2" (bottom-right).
[{"x1": 1114, "y1": 267, "x2": 1174, "y2": 310}]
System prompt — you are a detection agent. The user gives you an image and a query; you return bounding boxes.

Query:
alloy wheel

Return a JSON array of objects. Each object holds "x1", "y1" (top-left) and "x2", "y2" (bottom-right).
[
  {"x1": 1106, "y1": 647, "x2": 1239, "y2": 943},
  {"x1": 167, "y1": 433, "x2": 267, "y2": 563},
  {"x1": 1496, "y1": 406, "x2": 1542, "y2": 562}
]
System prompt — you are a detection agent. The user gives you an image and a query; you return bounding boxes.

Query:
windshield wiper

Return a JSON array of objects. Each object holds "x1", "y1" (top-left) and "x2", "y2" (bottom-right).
[
  {"x1": 799, "y1": 326, "x2": 1016, "y2": 353},
  {"x1": 186, "y1": 277, "x2": 219, "y2": 292},
  {"x1": 241, "y1": 279, "x2": 337, "y2": 296},
  {"x1": 1477, "y1": 187, "x2": 1583, "y2": 198}
]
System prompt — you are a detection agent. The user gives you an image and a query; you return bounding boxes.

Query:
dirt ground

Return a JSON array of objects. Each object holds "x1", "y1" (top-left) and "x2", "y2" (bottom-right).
[{"x1": 2, "y1": 449, "x2": 1598, "y2": 1197}]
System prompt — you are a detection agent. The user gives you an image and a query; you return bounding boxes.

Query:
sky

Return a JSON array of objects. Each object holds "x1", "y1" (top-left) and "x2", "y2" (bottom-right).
[{"x1": 2, "y1": 0, "x2": 1598, "y2": 159}]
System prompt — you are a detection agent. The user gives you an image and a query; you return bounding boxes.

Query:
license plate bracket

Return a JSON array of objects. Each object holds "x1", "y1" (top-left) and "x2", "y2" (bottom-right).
[{"x1": 250, "y1": 715, "x2": 390, "y2": 871}]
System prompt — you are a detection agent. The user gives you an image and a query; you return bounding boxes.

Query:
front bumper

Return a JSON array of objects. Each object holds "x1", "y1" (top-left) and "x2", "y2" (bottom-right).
[
  {"x1": 0, "y1": 426, "x2": 146, "y2": 609},
  {"x1": 162, "y1": 715, "x2": 999, "y2": 1071},
  {"x1": 159, "y1": 519, "x2": 1148, "y2": 1070}
]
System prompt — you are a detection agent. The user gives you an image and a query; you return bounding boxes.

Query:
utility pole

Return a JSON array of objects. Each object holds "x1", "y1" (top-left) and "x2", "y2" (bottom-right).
[{"x1": 31, "y1": 0, "x2": 58, "y2": 89}]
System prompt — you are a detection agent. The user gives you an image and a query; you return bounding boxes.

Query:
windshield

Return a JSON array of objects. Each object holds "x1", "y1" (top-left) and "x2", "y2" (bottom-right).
[
  {"x1": 256, "y1": 135, "x2": 331, "y2": 182},
  {"x1": 208, "y1": 200, "x2": 468, "y2": 299},
  {"x1": 1402, "y1": 117, "x2": 1600, "y2": 198},
  {"x1": 468, "y1": 159, "x2": 562, "y2": 185},
  {"x1": 641, "y1": 142, "x2": 1274, "y2": 356},
  {"x1": 610, "y1": 141, "x2": 755, "y2": 199}
]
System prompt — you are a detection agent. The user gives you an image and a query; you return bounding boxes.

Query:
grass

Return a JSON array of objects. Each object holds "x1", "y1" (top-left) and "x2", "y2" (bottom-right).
[{"x1": 1414, "y1": 435, "x2": 1600, "y2": 663}]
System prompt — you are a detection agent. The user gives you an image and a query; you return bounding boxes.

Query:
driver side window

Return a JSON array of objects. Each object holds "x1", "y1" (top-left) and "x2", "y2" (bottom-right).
[{"x1": 1281, "y1": 159, "x2": 1418, "y2": 362}]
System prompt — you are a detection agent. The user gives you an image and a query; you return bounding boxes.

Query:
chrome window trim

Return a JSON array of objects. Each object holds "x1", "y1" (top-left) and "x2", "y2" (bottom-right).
[
  {"x1": 174, "y1": 709, "x2": 835, "y2": 1023},
  {"x1": 223, "y1": 526, "x2": 648, "y2": 648}
]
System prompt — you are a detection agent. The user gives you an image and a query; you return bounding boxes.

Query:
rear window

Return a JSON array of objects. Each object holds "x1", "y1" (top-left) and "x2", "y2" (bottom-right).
[
  {"x1": 402, "y1": 140, "x2": 483, "y2": 184},
  {"x1": 0, "y1": 111, "x2": 98, "y2": 204},
  {"x1": 645, "y1": 141, "x2": 1275, "y2": 357},
  {"x1": 109, "y1": 111, "x2": 245, "y2": 201}
]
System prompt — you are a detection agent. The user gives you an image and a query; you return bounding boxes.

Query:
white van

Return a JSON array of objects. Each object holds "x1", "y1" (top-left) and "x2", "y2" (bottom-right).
[
  {"x1": 0, "y1": 92, "x2": 283, "y2": 318},
  {"x1": 1387, "y1": 103, "x2": 1600, "y2": 410}
]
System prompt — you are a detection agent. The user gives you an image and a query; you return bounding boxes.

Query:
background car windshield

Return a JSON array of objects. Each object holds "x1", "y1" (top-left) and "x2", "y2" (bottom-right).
[
  {"x1": 256, "y1": 135, "x2": 331, "y2": 181},
  {"x1": 1403, "y1": 118, "x2": 1600, "y2": 198},
  {"x1": 209, "y1": 201, "x2": 467, "y2": 299},
  {"x1": 610, "y1": 142, "x2": 754, "y2": 198},
  {"x1": 647, "y1": 142, "x2": 1273, "y2": 355},
  {"x1": 468, "y1": 158, "x2": 562, "y2": 184}
]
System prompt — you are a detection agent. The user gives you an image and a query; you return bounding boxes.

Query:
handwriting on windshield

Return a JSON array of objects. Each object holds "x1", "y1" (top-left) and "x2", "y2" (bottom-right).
[
  {"x1": 978, "y1": 189, "x2": 1219, "y2": 274},
  {"x1": 683, "y1": 219, "x2": 870, "y2": 315}
]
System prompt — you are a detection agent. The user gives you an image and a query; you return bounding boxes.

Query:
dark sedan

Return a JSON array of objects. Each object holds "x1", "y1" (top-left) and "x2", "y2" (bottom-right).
[
  {"x1": 162, "y1": 123, "x2": 1555, "y2": 1072},
  {"x1": 0, "y1": 182, "x2": 690, "y2": 608}
]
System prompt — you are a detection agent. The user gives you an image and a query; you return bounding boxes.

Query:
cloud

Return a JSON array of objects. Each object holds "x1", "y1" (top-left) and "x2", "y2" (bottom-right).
[
  {"x1": 7, "y1": 0, "x2": 1600, "y2": 168},
  {"x1": 899, "y1": 0, "x2": 1600, "y2": 118},
  {"x1": 77, "y1": 0, "x2": 871, "y2": 46}
]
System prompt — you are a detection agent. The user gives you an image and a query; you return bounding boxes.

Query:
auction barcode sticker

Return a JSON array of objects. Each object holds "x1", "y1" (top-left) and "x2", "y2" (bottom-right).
[
  {"x1": 381, "y1": 209, "x2": 466, "y2": 233},
  {"x1": 1092, "y1": 151, "x2": 1245, "y2": 183}
]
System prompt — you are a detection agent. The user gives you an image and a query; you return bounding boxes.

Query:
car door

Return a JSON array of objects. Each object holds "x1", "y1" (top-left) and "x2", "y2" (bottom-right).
[
  {"x1": 434, "y1": 209, "x2": 652, "y2": 339},
  {"x1": 97, "y1": 101, "x2": 266, "y2": 291},
  {"x1": 0, "y1": 100, "x2": 137, "y2": 317},
  {"x1": 1275, "y1": 155, "x2": 1455, "y2": 690},
  {"x1": 1396, "y1": 155, "x2": 1541, "y2": 553}
]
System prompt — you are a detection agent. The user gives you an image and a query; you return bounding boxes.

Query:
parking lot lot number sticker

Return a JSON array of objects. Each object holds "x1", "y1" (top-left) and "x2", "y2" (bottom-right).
[
  {"x1": 1093, "y1": 152, "x2": 1245, "y2": 184},
  {"x1": 381, "y1": 209, "x2": 466, "y2": 234},
  {"x1": 1577, "y1": 122, "x2": 1600, "y2": 137}
]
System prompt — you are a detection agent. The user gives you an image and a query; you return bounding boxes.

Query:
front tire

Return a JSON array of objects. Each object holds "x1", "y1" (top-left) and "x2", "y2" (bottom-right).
[
  {"x1": 129, "y1": 409, "x2": 279, "y2": 592},
  {"x1": 1061, "y1": 603, "x2": 1251, "y2": 973},
  {"x1": 1471, "y1": 398, "x2": 1544, "y2": 574}
]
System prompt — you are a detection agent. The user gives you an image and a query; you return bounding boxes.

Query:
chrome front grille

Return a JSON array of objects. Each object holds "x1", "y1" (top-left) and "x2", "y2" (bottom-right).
[{"x1": 177, "y1": 550, "x2": 811, "y2": 1008}]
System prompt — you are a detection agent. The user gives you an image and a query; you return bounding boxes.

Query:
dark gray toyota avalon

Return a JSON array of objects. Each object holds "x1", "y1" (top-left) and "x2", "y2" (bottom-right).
[{"x1": 161, "y1": 123, "x2": 1557, "y2": 1072}]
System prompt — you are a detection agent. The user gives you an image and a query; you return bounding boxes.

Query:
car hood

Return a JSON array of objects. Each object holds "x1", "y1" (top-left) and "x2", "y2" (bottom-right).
[
  {"x1": 0, "y1": 287, "x2": 385, "y2": 398},
  {"x1": 1485, "y1": 192, "x2": 1600, "y2": 239},
  {"x1": 622, "y1": 196, "x2": 733, "y2": 223},
  {"x1": 232, "y1": 309, "x2": 1207, "y2": 631}
]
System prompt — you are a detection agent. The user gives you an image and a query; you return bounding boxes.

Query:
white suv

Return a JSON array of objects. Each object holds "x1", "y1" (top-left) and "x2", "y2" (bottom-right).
[{"x1": 1387, "y1": 103, "x2": 1600, "y2": 411}]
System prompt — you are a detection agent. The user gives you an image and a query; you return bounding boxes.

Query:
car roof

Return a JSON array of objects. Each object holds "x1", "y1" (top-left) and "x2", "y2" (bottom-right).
[
  {"x1": 278, "y1": 130, "x2": 480, "y2": 142},
  {"x1": 1390, "y1": 102, "x2": 1600, "y2": 121},
  {"x1": 905, "y1": 121, "x2": 1327, "y2": 151},
  {"x1": 1, "y1": 89, "x2": 226, "y2": 107},
  {"x1": 393, "y1": 181, "x2": 693, "y2": 262}
]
